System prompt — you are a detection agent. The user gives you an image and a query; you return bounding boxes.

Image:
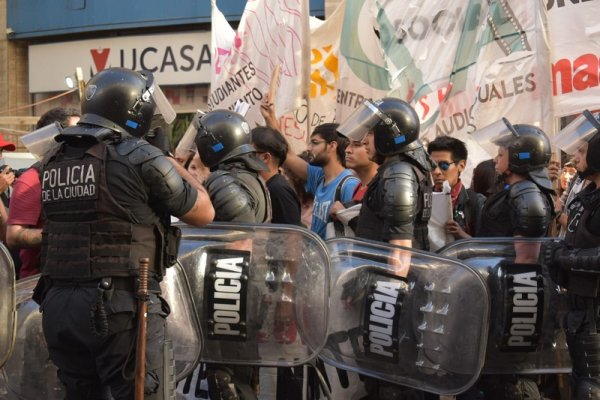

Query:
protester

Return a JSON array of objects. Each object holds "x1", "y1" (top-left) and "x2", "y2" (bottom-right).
[
  {"x1": 34, "y1": 68, "x2": 214, "y2": 399},
  {"x1": 0, "y1": 133, "x2": 16, "y2": 244},
  {"x1": 7, "y1": 107, "x2": 80, "y2": 279},
  {"x1": 471, "y1": 158, "x2": 499, "y2": 198},
  {"x1": 252, "y1": 126, "x2": 301, "y2": 225},
  {"x1": 328, "y1": 132, "x2": 378, "y2": 236},
  {"x1": 260, "y1": 96, "x2": 359, "y2": 239},
  {"x1": 427, "y1": 135, "x2": 485, "y2": 239},
  {"x1": 282, "y1": 150, "x2": 314, "y2": 229}
]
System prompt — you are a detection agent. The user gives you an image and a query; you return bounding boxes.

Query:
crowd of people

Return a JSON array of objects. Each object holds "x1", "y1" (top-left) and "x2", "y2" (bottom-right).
[{"x1": 1, "y1": 66, "x2": 599, "y2": 400}]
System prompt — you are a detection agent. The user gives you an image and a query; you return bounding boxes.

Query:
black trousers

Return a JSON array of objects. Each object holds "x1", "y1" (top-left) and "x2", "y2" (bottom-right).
[{"x1": 41, "y1": 285, "x2": 168, "y2": 400}]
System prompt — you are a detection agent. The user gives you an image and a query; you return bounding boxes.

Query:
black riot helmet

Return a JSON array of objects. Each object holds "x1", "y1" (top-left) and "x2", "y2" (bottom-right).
[
  {"x1": 195, "y1": 109, "x2": 265, "y2": 171},
  {"x1": 473, "y1": 118, "x2": 552, "y2": 189},
  {"x1": 554, "y1": 110, "x2": 600, "y2": 177},
  {"x1": 338, "y1": 97, "x2": 421, "y2": 156},
  {"x1": 79, "y1": 68, "x2": 176, "y2": 138}
]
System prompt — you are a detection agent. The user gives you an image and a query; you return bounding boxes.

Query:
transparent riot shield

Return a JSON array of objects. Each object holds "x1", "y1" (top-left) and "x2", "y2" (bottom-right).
[
  {"x1": 322, "y1": 238, "x2": 490, "y2": 395},
  {"x1": 0, "y1": 264, "x2": 202, "y2": 400},
  {"x1": 178, "y1": 222, "x2": 329, "y2": 367},
  {"x1": 0, "y1": 276, "x2": 64, "y2": 399},
  {"x1": 438, "y1": 238, "x2": 571, "y2": 375},
  {"x1": 0, "y1": 242, "x2": 15, "y2": 368}
]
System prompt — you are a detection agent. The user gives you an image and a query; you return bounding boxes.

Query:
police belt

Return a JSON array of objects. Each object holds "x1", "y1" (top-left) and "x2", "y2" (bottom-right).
[{"x1": 50, "y1": 277, "x2": 161, "y2": 292}]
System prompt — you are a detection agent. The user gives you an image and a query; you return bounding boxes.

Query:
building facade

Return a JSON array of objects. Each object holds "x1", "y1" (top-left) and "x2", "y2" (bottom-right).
[{"x1": 0, "y1": 0, "x2": 327, "y2": 145}]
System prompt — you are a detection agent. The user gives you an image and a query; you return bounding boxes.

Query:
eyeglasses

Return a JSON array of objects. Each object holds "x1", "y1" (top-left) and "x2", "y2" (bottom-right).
[
  {"x1": 308, "y1": 139, "x2": 327, "y2": 146},
  {"x1": 436, "y1": 161, "x2": 456, "y2": 171}
]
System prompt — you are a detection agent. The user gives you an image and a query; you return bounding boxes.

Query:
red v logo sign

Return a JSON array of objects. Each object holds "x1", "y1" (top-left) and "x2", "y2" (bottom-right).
[{"x1": 90, "y1": 48, "x2": 110, "y2": 72}]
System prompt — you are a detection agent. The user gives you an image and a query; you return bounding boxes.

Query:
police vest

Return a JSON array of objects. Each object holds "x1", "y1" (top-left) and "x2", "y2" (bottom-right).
[
  {"x1": 564, "y1": 186, "x2": 600, "y2": 297},
  {"x1": 40, "y1": 142, "x2": 163, "y2": 281},
  {"x1": 356, "y1": 158, "x2": 431, "y2": 250}
]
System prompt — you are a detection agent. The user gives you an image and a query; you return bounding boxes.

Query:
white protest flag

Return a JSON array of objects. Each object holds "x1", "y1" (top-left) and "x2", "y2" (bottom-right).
[
  {"x1": 548, "y1": 0, "x2": 600, "y2": 117},
  {"x1": 335, "y1": 0, "x2": 390, "y2": 123},
  {"x1": 279, "y1": 1, "x2": 347, "y2": 154},
  {"x1": 209, "y1": 0, "x2": 308, "y2": 128},
  {"x1": 371, "y1": 0, "x2": 553, "y2": 183}
]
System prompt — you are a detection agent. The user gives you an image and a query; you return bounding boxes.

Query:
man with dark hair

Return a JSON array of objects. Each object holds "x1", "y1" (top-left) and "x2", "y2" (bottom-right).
[
  {"x1": 260, "y1": 99, "x2": 359, "y2": 239},
  {"x1": 7, "y1": 107, "x2": 82, "y2": 278},
  {"x1": 35, "y1": 107, "x2": 80, "y2": 130},
  {"x1": 427, "y1": 135, "x2": 485, "y2": 238},
  {"x1": 251, "y1": 126, "x2": 301, "y2": 225}
]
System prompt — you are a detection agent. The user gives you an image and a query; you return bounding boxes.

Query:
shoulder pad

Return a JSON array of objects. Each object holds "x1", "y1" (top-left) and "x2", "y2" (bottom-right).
[
  {"x1": 58, "y1": 125, "x2": 115, "y2": 141},
  {"x1": 382, "y1": 160, "x2": 415, "y2": 179},
  {"x1": 509, "y1": 179, "x2": 539, "y2": 197},
  {"x1": 115, "y1": 139, "x2": 162, "y2": 165},
  {"x1": 204, "y1": 170, "x2": 257, "y2": 223},
  {"x1": 509, "y1": 179, "x2": 550, "y2": 237}
]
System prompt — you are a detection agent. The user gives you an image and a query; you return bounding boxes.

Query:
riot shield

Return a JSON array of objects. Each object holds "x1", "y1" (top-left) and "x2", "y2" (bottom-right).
[
  {"x1": 0, "y1": 223, "x2": 329, "y2": 398},
  {"x1": 178, "y1": 222, "x2": 329, "y2": 367},
  {"x1": 438, "y1": 238, "x2": 571, "y2": 375},
  {"x1": 322, "y1": 238, "x2": 490, "y2": 395},
  {"x1": 0, "y1": 242, "x2": 15, "y2": 368},
  {"x1": 0, "y1": 263, "x2": 202, "y2": 400}
]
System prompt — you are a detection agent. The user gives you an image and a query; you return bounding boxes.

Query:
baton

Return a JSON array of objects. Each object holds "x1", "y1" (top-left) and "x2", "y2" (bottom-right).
[{"x1": 135, "y1": 257, "x2": 150, "y2": 400}]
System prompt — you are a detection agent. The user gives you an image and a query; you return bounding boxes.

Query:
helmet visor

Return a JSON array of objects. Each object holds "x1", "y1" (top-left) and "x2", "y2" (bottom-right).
[
  {"x1": 471, "y1": 118, "x2": 517, "y2": 158},
  {"x1": 175, "y1": 111, "x2": 204, "y2": 165},
  {"x1": 20, "y1": 122, "x2": 62, "y2": 160},
  {"x1": 147, "y1": 82, "x2": 176, "y2": 124},
  {"x1": 337, "y1": 100, "x2": 386, "y2": 141},
  {"x1": 554, "y1": 110, "x2": 600, "y2": 155}
]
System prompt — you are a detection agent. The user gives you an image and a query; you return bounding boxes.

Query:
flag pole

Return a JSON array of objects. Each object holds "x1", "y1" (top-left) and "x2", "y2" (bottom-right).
[{"x1": 302, "y1": 0, "x2": 311, "y2": 143}]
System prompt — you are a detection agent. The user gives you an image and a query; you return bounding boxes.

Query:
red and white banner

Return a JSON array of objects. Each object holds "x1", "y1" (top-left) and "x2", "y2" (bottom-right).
[{"x1": 548, "y1": 0, "x2": 600, "y2": 118}]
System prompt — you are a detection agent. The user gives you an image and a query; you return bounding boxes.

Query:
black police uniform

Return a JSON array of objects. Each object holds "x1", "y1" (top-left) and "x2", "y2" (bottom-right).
[
  {"x1": 477, "y1": 179, "x2": 553, "y2": 238},
  {"x1": 549, "y1": 182, "x2": 600, "y2": 398},
  {"x1": 203, "y1": 154, "x2": 271, "y2": 400},
  {"x1": 355, "y1": 149, "x2": 435, "y2": 400},
  {"x1": 37, "y1": 129, "x2": 197, "y2": 400},
  {"x1": 473, "y1": 180, "x2": 552, "y2": 399},
  {"x1": 357, "y1": 148, "x2": 433, "y2": 251}
]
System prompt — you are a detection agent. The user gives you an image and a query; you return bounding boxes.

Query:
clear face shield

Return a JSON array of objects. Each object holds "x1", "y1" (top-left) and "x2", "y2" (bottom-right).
[
  {"x1": 20, "y1": 121, "x2": 63, "y2": 160},
  {"x1": 139, "y1": 71, "x2": 177, "y2": 124},
  {"x1": 337, "y1": 100, "x2": 390, "y2": 142},
  {"x1": 175, "y1": 110, "x2": 205, "y2": 166},
  {"x1": 553, "y1": 110, "x2": 600, "y2": 155},
  {"x1": 471, "y1": 118, "x2": 518, "y2": 158}
]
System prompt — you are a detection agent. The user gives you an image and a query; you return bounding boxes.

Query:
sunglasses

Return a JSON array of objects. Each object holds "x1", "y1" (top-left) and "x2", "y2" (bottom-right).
[{"x1": 437, "y1": 161, "x2": 456, "y2": 171}]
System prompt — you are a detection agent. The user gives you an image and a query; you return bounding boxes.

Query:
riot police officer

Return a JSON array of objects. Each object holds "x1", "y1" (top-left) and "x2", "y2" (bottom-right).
[
  {"x1": 195, "y1": 109, "x2": 271, "y2": 224},
  {"x1": 544, "y1": 110, "x2": 600, "y2": 399},
  {"x1": 337, "y1": 97, "x2": 435, "y2": 399},
  {"x1": 474, "y1": 119, "x2": 554, "y2": 253},
  {"x1": 36, "y1": 67, "x2": 214, "y2": 400},
  {"x1": 472, "y1": 118, "x2": 554, "y2": 399},
  {"x1": 338, "y1": 97, "x2": 434, "y2": 252},
  {"x1": 193, "y1": 109, "x2": 271, "y2": 399}
]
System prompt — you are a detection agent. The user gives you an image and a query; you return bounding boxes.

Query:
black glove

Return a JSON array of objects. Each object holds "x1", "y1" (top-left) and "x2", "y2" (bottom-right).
[
  {"x1": 146, "y1": 126, "x2": 172, "y2": 156},
  {"x1": 541, "y1": 240, "x2": 569, "y2": 269}
]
